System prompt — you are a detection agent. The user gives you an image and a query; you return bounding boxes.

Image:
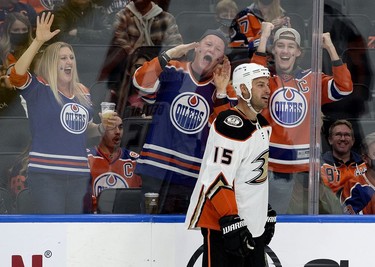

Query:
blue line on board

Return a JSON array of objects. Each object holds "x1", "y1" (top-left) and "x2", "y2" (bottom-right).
[{"x1": 0, "y1": 215, "x2": 375, "y2": 223}]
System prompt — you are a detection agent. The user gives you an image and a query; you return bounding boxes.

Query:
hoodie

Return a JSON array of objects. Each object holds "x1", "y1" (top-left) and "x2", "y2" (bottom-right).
[{"x1": 112, "y1": 1, "x2": 183, "y2": 55}]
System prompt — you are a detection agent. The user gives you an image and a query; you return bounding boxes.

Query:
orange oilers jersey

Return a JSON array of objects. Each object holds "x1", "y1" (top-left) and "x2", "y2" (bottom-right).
[
  {"x1": 87, "y1": 147, "x2": 142, "y2": 197},
  {"x1": 321, "y1": 151, "x2": 367, "y2": 194},
  {"x1": 252, "y1": 53, "x2": 353, "y2": 173},
  {"x1": 341, "y1": 174, "x2": 375, "y2": 214},
  {"x1": 235, "y1": 9, "x2": 262, "y2": 47},
  {"x1": 186, "y1": 108, "x2": 271, "y2": 237}
]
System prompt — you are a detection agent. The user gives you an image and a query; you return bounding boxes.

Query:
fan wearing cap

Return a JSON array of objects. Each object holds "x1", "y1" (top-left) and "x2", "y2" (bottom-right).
[
  {"x1": 186, "y1": 63, "x2": 272, "y2": 267},
  {"x1": 132, "y1": 29, "x2": 237, "y2": 214},
  {"x1": 232, "y1": 0, "x2": 290, "y2": 49},
  {"x1": 251, "y1": 22, "x2": 353, "y2": 214}
]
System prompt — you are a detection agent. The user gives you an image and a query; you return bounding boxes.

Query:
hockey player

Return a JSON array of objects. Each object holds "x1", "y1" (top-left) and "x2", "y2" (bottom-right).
[
  {"x1": 186, "y1": 63, "x2": 275, "y2": 267},
  {"x1": 132, "y1": 29, "x2": 236, "y2": 214},
  {"x1": 87, "y1": 115, "x2": 142, "y2": 212},
  {"x1": 251, "y1": 22, "x2": 353, "y2": 214}
]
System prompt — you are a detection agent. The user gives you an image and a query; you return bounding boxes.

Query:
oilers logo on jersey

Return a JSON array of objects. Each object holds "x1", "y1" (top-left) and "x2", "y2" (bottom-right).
[
  {"x1": 270, "y1": 87, "x2": 307, "y2": 128},
  {"x1": 169, "y1": 92, "x2": 209, "y2": 134},
  {"x1": 60, "y1": 103, "x2": 89, "y2": 134},
  {"x1": 93, "y1": 172, "x2": 129, "y2": 197}
]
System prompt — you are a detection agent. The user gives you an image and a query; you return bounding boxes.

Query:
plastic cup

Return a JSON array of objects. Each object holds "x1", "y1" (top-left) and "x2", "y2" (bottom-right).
[
  {"x1": 101, "y1": 102, "x2": 116, "y2": 119},
  {"x1": 144, "y1": 193, "x2": 159, "y2": 214}
]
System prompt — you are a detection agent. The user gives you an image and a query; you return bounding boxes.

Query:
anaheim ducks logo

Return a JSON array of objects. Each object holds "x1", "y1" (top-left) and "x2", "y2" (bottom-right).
[
  {"x1": 224, "y1": 115, "x2": 243, "y2": 128},
  {"x1": 270, "y1": 87, "x2": 307, "y2": 128},
  {"x1": 170, "y1": 92, "x2": 209, "y2": 134},
  {"x1": 246, "y1": 149, "x2": 269, "y2": 184},
  {"x1": 60, "y1": 103, "x2": 89, "y2": 134},
  {"x1": 93, "y1": 172, "x2": 128, "y2": 197}
]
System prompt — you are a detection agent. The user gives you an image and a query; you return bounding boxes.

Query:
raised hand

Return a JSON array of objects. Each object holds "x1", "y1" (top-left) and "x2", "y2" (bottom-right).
[
  {"x1": 213, "y1": 56, "x2": 231, "y2": 95},
  {"x1": 322, "y1": 32, "x2": 339, "y2": 61},
  {"x1": 165, "y1": 42, "x2": 199, "y2": 59},
  {"x1": 260, "y1": 22, "x2": 274, "y2": 40},
  {"x1": 35, "y1": 12, "x2": 60, "y2": 44},
  {"x1": 322, "y1": 32, "x2": 334, "y2": 50}
]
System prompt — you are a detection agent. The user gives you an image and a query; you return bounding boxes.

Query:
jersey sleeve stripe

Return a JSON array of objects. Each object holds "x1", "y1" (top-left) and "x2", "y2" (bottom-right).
[
  {"x1": 143, "y1": 143, "x2": 202, "y2": 163},
  {"x1": 140, "y1": 151, "x2": 201, "y2": 171},
  {"x1": 328, "y1": 79, "x2": 353, "y2": 101}
]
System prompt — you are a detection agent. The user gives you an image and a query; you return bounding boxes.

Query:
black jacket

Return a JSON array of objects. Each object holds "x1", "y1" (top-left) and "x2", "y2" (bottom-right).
[{"x1": 51, "y1": 1, "x2": 112, "y2": 45}]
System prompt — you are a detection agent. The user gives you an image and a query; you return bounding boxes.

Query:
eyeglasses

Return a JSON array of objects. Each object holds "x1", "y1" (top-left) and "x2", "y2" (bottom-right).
[{"x1": 332, "y1": 132, "x2": 352, "y2": 138}]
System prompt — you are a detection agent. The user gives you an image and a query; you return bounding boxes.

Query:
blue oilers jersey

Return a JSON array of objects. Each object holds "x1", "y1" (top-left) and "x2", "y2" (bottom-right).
[
  {"x1": 19, "y1": 73, "x2": 93, "y2": 176},
  {"x1": 133, "y1": 59, "x2": 234, "y2": 183}
]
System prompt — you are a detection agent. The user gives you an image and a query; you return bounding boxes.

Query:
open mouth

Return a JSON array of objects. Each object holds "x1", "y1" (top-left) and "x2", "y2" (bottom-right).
[
  {"x1": 203, "y1": 55, "x2": 213, "y2": 63},
  {"x1": 64, "y1": 67, "x2": 72, "y2": 74},
  {"x1": 280, "y1": 56, "x2": 290, "y2": 61}
]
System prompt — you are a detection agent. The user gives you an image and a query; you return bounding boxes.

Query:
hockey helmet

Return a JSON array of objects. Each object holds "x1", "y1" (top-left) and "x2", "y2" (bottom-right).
[{"x1": 232, "y1": 63, "x2": 270, "y2": 100}]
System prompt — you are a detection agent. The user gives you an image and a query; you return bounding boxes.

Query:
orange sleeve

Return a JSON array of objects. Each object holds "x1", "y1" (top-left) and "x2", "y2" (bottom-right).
[
  {"x1": 196, "y1": 186, "x2": 238, "y2": 230},
  {"x1": 210, "y1": 186, "x2": 238, "y2": 217},
  {"x1": 321, "y1": 63, "x2": 353, "y2": 105},
  {"x1": 133, "y1": 57, "x2": 163, "y2": 93},
  {"x1": 250, "y1": 53, "x2": 267, "y2": 66},
  {"x1": 9, "y1": 67, "x2": 29, "y2": 87}
]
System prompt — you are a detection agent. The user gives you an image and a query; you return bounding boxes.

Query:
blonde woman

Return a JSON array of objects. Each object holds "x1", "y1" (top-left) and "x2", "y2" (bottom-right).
[{"x1": 9, "y1": 12, "x2": 113, "y2": 214}]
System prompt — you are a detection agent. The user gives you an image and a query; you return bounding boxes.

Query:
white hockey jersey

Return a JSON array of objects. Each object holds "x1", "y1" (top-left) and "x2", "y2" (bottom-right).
[{"x1": 185, "y1": 108, "x2": 271, "y2": 237}]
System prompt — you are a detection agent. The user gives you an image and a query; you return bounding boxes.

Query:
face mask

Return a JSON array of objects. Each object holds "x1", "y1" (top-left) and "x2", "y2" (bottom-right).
[
  {"x1": 219, "y1": 18, "x2": 235, "y2": 28},
  {"x1": 9, "y1": 32, "x2": 29, "y2": 46}
]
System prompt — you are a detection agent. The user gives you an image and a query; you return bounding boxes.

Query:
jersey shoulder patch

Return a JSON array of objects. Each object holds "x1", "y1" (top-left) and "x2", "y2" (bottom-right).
[{"x1": 214, "y1": 109, "x2": 256, "y2": 141}]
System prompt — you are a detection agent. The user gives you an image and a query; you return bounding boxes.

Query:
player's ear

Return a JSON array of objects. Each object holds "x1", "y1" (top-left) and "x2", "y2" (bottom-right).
[
  {"x1": 194, "y1": 44, "x2": 199, "y2": 53},
  {"x1": 240, "y1": 84, "x2": 247, "y2": 95},
  {"x1": 295, "y1": 48, "x2": 302, "y2": 57},
  {"x1": 328, "y1": 137, "x2": 333, "y2": 146}
]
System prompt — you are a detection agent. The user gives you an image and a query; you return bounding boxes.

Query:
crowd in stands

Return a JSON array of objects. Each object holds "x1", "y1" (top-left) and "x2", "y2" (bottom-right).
[{"x1": 1, "y1": 0, "x2": 375, "y2": 216}]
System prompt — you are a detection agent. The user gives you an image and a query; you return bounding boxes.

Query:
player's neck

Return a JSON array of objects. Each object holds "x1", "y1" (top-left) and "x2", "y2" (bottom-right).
[{"x1": 235, "y1": 103, "x2": 257, "y2": 122}]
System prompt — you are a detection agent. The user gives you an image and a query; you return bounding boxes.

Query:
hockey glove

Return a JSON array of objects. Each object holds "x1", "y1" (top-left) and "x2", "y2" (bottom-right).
[
  {"x1": 219, "y1": 215, "x2": 255, "y2": 257},
  {"x1": 264, "y1": 204, "x2": 277, "y2": 245}
]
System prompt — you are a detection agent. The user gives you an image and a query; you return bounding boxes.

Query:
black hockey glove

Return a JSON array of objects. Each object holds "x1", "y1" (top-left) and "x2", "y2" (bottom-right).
[
  {"x1": 219, "y1": 215, "x2": 255, "y2": 257},
  {"x1": 264, "y1": 204, "x2": 277, "y2": 245}
]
